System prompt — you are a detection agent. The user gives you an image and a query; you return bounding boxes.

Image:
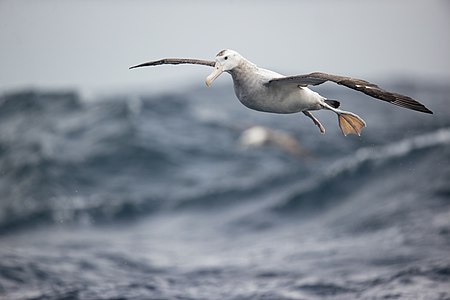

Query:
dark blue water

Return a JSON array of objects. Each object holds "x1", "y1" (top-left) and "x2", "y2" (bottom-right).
[{"x1": 0, "y1": 81, "x2": 449, "y2": 299}]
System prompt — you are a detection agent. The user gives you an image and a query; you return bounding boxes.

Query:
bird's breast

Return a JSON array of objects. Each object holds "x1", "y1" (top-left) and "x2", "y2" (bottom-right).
[
  {"x1": 229, "y1": 65, "x2": 324, "y2": 113},
  {"x1": 233, "y1": 78, "x2": 322, "y2": 114}
]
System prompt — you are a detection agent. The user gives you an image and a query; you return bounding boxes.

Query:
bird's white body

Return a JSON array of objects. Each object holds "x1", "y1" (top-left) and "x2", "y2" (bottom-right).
[
  {"x1": 207, "y1": 50, "x2": 358, "y2": 135},
  {"x1": 229, "y1": 61, "x2": 323, "y2": 114}
]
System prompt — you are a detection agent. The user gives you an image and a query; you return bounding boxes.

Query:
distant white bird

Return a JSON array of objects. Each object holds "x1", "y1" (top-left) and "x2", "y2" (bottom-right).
[
  {"x1": 238, "y1": 126, "x2": 309, "y2": 158},
  {"x1": 130, "y1": 49, "x2": 432, "y2": 136}
]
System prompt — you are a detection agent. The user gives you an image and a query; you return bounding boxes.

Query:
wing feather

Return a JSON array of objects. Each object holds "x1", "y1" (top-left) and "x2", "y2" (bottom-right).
[
  {"x1": 129, "y1": 58, "x2": 215, "y2": 69},
  {"x1": 267, "y1": 72, "x2": 433, "y2": 114}
]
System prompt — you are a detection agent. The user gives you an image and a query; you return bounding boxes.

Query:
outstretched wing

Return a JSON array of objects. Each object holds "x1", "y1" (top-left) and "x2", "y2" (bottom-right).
[
  {"x1": 266, "y1": 72, "x2": 433, "y2": 114},
  {"x1": 130, "y1": 58, "x2": 215, "y2": 69}
]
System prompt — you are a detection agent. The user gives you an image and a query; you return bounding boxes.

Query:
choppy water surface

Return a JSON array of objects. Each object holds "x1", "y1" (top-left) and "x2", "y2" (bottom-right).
[{"x1": 0, "y1": 82, "x2": 449, "y2": 299}]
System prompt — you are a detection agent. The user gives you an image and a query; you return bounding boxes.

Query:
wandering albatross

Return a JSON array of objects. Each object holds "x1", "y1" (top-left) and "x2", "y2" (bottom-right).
[{"x1": 130, "y1": 49, "x2": 432, "y2": 136}]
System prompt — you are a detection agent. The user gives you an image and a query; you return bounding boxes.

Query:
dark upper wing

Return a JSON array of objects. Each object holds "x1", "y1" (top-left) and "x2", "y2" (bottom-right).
[
  {"x1": 266, "y1": 72, "x2": 433, "y2": 114},
  {"x1": 129, "y1": 58, "x2": 215, "y2": 69}
]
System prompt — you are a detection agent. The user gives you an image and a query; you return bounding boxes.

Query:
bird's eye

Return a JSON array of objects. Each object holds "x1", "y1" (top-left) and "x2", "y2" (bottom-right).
[{"x1": 224, "y1": 56, "x2": 228, "y2": 60}]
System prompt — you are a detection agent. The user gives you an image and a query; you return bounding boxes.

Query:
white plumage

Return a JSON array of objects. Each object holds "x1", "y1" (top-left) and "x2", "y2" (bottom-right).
[{"x1": 130, "y1": 49, "x2": 432, "y2": 136}]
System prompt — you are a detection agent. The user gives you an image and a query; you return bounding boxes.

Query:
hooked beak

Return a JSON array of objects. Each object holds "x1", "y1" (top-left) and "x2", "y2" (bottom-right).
[{"x1": 205, "y1": 62, "x2": 223, "y2": 87}]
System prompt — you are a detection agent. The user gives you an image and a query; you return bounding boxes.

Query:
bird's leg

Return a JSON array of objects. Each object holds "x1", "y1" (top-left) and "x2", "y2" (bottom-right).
[
  {"x1": 303, "y1": 111, "x2": 325, "y2": 134},
  {"x1": 320, "y1": 102, "x2": 366, "y2": 136}
]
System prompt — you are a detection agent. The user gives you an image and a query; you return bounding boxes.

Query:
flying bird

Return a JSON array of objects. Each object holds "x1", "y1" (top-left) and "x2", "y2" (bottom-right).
[
  {"x1": 130, "y1": 50, "x2": 432, "y2": 136},
  {"x1": 239, "y1": 126, "x2": 309, "y2": 158}
]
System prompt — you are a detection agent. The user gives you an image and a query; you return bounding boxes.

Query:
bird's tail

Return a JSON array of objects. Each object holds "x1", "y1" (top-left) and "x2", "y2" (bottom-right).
[
  {"x1": 338, "y1": 111, "x2": 366, "y2": 136},
  {"x1": 324, "y1": 99, "x2": 340, "y2": 108}
]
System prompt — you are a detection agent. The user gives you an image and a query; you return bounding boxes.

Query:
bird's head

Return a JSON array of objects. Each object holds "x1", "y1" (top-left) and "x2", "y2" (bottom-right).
[{"x1": 205, "y1": 49, "x2": 243, "y2": 87}]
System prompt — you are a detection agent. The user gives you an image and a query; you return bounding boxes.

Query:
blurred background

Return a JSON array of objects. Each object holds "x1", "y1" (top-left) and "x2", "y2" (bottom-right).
[
  {"x1": 0, "y1": 1, "x2": 449, "y2": 299},
  {"x1": 1, "y1": 0, "x2": 449, "y2": 92}
]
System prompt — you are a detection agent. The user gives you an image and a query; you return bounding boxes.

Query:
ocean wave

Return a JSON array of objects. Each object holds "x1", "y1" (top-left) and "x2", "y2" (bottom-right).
[
  {"x1": 0, "y1": 90, "x2": 177, "y2": 233},
  {"x1": 328, "y1": 127, "x2": 450, "y2": 177},
  {"x1": 1, "y1": 83, "x2": 450, "y2": 299},
  {"x1": 271, "y1": 128, "x2": 450, "y2": 215},
  {"x1": 1, "y1": 88, "x2": 449, "y2": 235}
]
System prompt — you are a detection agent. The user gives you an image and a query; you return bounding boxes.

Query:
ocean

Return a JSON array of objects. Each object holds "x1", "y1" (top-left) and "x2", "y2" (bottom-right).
[{"x1": 0, "y1": 81, "x2": 449, "y2": 299}]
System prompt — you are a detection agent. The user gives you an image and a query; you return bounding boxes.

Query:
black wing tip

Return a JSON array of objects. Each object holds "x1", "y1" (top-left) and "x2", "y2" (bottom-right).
[
  {"x1": 129, "y1": 64, "x2": 142, "y2": 70},
  {"x1": 419, "y1": 105, "x2": 433, "y2": 114},
  {"x1": 391, "y1": 95, "x2": 433, "y2": 114},
  {"x1": 129, "y1": 62, "x2": 154, "y2": 70},
  {"x1": 422, "y1": 107, "x2": 433, "y2": 114},
  {"x1": 395, "y1": 102, "x2": 434, "y2": 114},
  {"x1": 411, "y1": 106, "x2": 433, "y2": 114}
]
